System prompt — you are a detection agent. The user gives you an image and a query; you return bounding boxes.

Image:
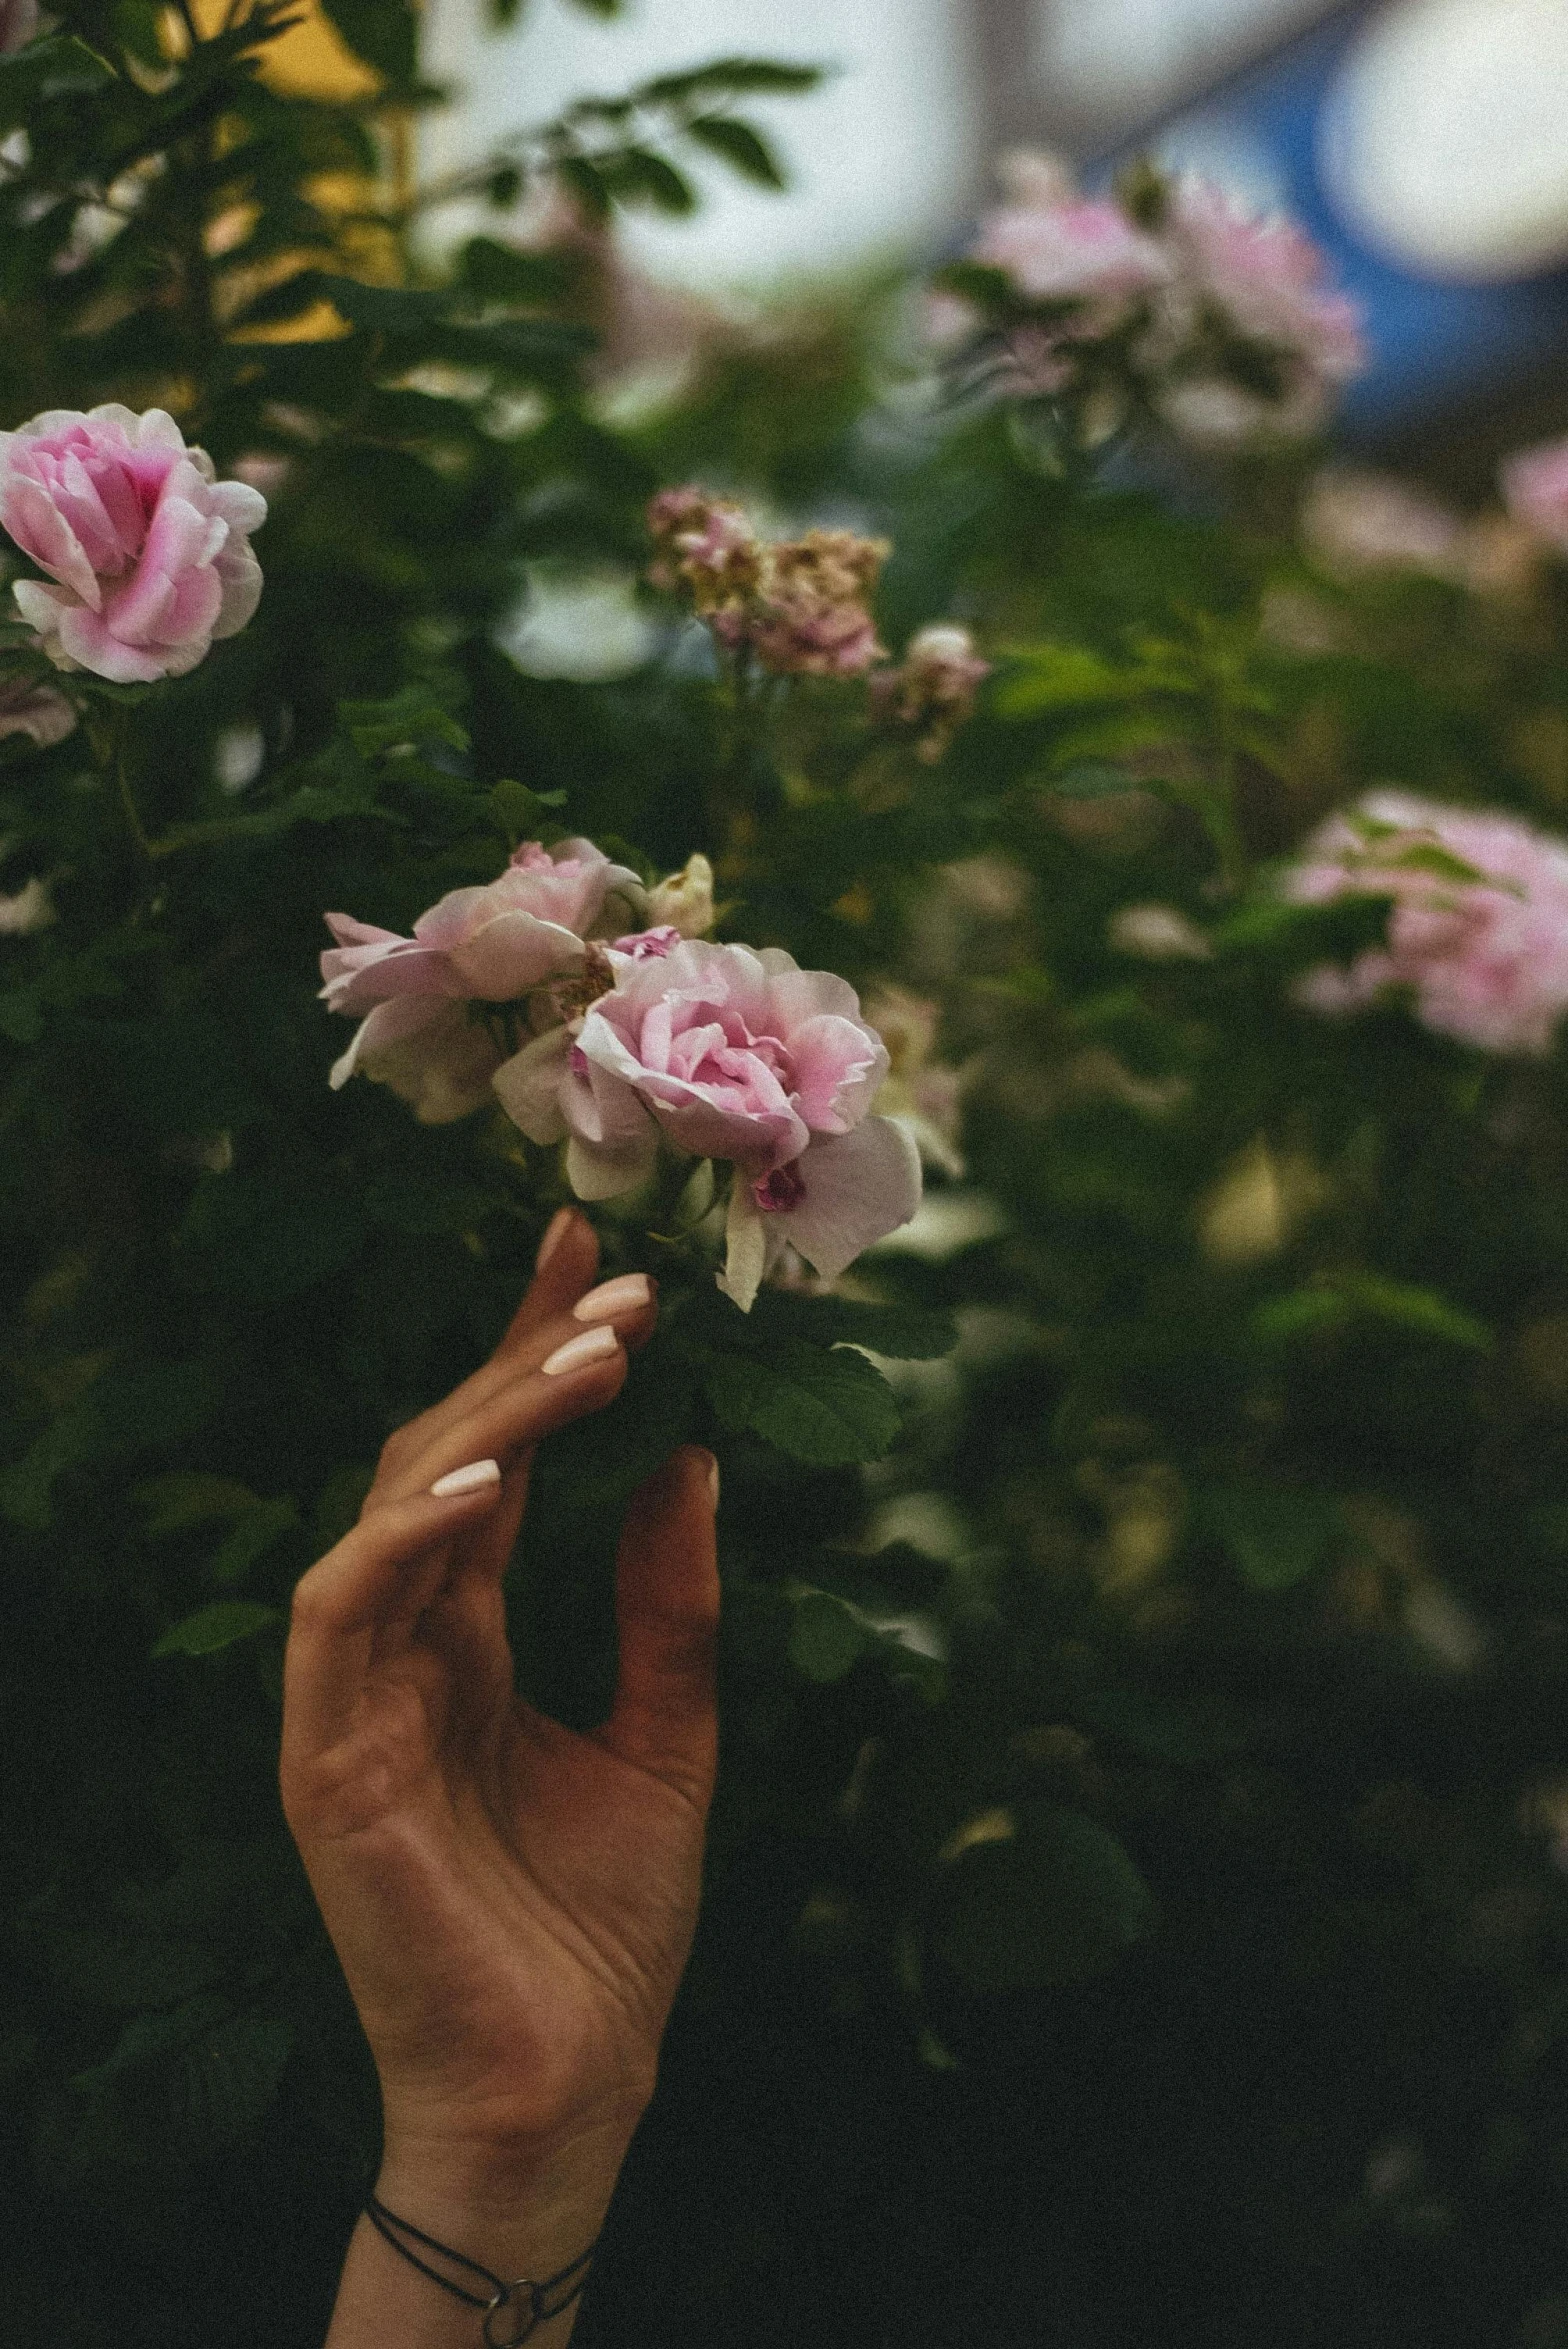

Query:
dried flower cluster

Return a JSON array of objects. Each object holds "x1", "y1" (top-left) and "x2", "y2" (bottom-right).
[{"x1": 648, "y1": 489, "x2": 888, "y2": 678}]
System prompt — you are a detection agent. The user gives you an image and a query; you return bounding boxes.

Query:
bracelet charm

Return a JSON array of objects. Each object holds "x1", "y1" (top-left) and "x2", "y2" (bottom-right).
[{"x1": 365, "y1": 2191, "x2": 597, "y2": 2343}]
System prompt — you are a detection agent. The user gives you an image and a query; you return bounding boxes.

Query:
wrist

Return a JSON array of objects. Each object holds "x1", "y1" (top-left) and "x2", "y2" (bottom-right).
[{"x1": 376, "y1": 2107, "x2": 639, "y2": 2264}]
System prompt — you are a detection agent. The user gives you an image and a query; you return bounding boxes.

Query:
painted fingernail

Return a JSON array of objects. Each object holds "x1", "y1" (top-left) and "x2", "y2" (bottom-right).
[
  {"x1": 536, "y1": 1207, "x2": 576, "y2": 1273},
  {"x1": 541, "y1": 1325, "x2": 620, "y2": 1377},
  {"x1": 430, "y1": 1458, "x2": 502, "y2": 1499},
  {"x1": 573, "y1": 1273, "x2": 652, "y2": 1323}
]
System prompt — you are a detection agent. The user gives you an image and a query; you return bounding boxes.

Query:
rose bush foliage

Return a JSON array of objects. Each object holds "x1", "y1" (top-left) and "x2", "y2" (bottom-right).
[{"x1": 9, "y1": 9, "x2": 1568, "y2": 2349}]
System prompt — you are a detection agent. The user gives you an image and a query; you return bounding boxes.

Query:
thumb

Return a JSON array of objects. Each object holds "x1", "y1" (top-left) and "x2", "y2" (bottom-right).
[{"x1": 597, "y1": 1446, "x2": 720, "y2": 1806}]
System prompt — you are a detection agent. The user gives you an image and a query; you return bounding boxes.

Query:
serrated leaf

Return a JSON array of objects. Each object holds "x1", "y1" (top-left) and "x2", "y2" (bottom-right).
[
  {"x1": 702, "y1": 1340, "x2": 900, "y2": 1465},
  {"x1": 153, "y1": 1601, "x2": 279, "y2": 1659},
  {"x1": 684, "y1": 114, "x2": 785, "y2": 188}
]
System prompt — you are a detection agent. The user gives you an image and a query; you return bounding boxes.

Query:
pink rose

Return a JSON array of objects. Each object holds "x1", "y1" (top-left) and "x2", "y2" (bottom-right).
[
  {"x1": 0, "y1": 672, "x2": 75, "y2": 747},
  {"x1": 493, "y1": 938, "x2": 922, "y2": 1308},
  {"x1": 0, "y1": 406, "x2": 267, "y2": 684},
  {"x1": 1152, "y1": 179, "x2": 1364, "y2": 441},
  {"x1": 321, "y1": 838, "x2": 642, "y2": 1122},
  {"x1": 1500, "y1": 435, "x2": 1568, "y2": 555},
  {"x1": 0, "y1": 0, "x2": 38, "y2": 52},
  {"x1": 1283, "y1": 790, "x2": 1568, "y2": 1055},
  {"x1": 972, "y1": 195, "x2": 1169, "y2": 323}
]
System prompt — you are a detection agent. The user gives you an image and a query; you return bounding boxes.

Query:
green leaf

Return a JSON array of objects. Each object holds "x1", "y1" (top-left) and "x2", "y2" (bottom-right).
[
  {"x1": 316, "y1": 0, "x2": 417, "y2": 83},
  {"x1": 489, "y1": 776, "x2": 567, "y2": 843},
  {"x1": 1203, "y1": 1481, "x2": 1343, "y2": 1593},
  {"x1": 1253, "y1": 1274, "x2": 1492, "y2": 1353},
  {"x1": 134, "y1": 1473, "x2": 259, "y2": 1538},
  {"x1": 152, "y1": 1601, "x2": 279, "y2": 1659},
  {"x1": 702, "y1": 1340, "x2": 901, "y2": 1466},
  {"x1": 554, "y1": 155, "x2": 610, "y2": 223},
  {"x1": 68, "y1": 2003, "x2": 292, "y2": 2165},
  {"x1": 639, "y1": 57, "x2": 823, "y2": 101},
  {"x1": 788, "y1": 1590, "x2": 872, "y2": 1683},
  {"x1": 598, "y1": 146, "x2": 696, "y2": 214},
  {"x1": 995, "y1": 646, "x2": 1134, "y2": 717},
  {"x1": 208, "y1": 1498, "x2": 300, "y2": 1589},
  {"x1": 928, "y1": 1803, "x2": 1157, "y2": 1994},
  {"x1": 683, "y1": 114, "x2": 786, "y2": 188}
]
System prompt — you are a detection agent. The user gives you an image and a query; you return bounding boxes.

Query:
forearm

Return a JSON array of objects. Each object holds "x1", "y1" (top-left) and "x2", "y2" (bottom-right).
[{"x1": 325, "y1": 2120, "x2": 637, "y2": 2349}]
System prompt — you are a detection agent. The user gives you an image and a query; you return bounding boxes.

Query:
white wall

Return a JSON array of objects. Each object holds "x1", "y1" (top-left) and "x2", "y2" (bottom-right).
[{"x1": 419, "y1": 0, "x2": 985, "y2": 289}]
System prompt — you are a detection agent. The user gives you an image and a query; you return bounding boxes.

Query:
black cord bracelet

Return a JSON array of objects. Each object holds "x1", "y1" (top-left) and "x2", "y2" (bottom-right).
[{"x1": 364, "y1": 2192, "x2": 598, "y2": 2346}]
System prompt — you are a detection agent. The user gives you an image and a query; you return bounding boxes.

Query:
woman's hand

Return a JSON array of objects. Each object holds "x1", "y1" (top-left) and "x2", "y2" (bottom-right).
[{"x1": 279, "y1": 1211, "x2": 719, "y2": 2340}]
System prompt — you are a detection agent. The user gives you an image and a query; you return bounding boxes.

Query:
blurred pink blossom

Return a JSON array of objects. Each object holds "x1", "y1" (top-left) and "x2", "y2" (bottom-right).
[
  {"x1": 1500, "y1": 435, "x2": 1568, "y2": 555},
  {"x1": 1154, "y1": 180, "x2": 1365, "y2": 442},
  {"x1": 493, "y1": 938, "x2": 921, "y2": 1308},
  {"x1": 0, "y1": 406, "x2": 266, "y2": 683},
  {"x1": 1284, "y1": 790, "x2": 1568, "y2": 1055},
  {"x1": 321, "y1": 838, "x2": 642, "y2": 1122}
]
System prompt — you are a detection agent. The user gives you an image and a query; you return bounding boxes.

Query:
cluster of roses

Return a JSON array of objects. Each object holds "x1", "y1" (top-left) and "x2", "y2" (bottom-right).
[
  {"x1": 934, "y1": 150, "x2": 1365, "y2": 448},
  {"x1": 647, "y1": 488, "x2": 989, "y2": 759},
  {"x1": 321, "y1": 838, "x2": 922, "y2": 1309}
]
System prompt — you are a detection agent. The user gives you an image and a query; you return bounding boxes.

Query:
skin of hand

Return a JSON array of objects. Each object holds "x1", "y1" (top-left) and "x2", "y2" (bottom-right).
[{"x1": 279, "y1": 1209, "x2": 720, "y2": 2265}]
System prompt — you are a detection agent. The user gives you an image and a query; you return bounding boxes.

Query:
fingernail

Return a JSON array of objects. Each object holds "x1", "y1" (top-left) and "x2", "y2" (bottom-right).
[
  {"x1": 573, "y1": 1273, "x2": 652, "y2": 1324},
  {"x1": 702, "y1": 1451, "x2": 720, "y2": 1509},
  {"x1": 430, "y1": 1458, "x2": 502, "y2": 1499},
  {"x1": 541, "y1": 1325, "x2": 620, "y2": 1377},
  {"x1": 536, "y1": 1207, "x2": 576, "y2": 1273}
]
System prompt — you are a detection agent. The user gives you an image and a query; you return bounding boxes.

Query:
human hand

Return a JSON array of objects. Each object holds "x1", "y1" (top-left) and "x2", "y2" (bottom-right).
[{"x1": 280, "y1": 1210, "x2": 719, "y2": 2224}]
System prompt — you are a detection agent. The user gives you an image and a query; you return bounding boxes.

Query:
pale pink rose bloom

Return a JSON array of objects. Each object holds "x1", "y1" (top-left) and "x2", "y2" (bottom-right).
[
  {"x1": 0, "y1": 406, "x2": 267, "y2": 683},
  {"x1": 936, "y1": 183, "x2": 1168, "y2": 395},
  {"x1": 972, "y1": 196, "x2": 1170, "y2": 322},
  {"x1": 321, "y1": 838, "x2": 642, "y2": 1122},
  {"x1": 1500, "y1": 435, "x2": 1568, "y2": 555},
  {"x1": 1284, "y1": 790, "x2": 1568, "y2": 1055},
  {"x1": 1155, "y1": 179, "x2": 1364, "y2": 441},
  {"x1": 0, "y1": 672, "x2": 75, "y2": 747},
  {"x1": 493, "y1": 938, "x2": 921, "y2": 1308},
  {"x1": 0, "y1": 0, "x2": 38, "y2": 53}
]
